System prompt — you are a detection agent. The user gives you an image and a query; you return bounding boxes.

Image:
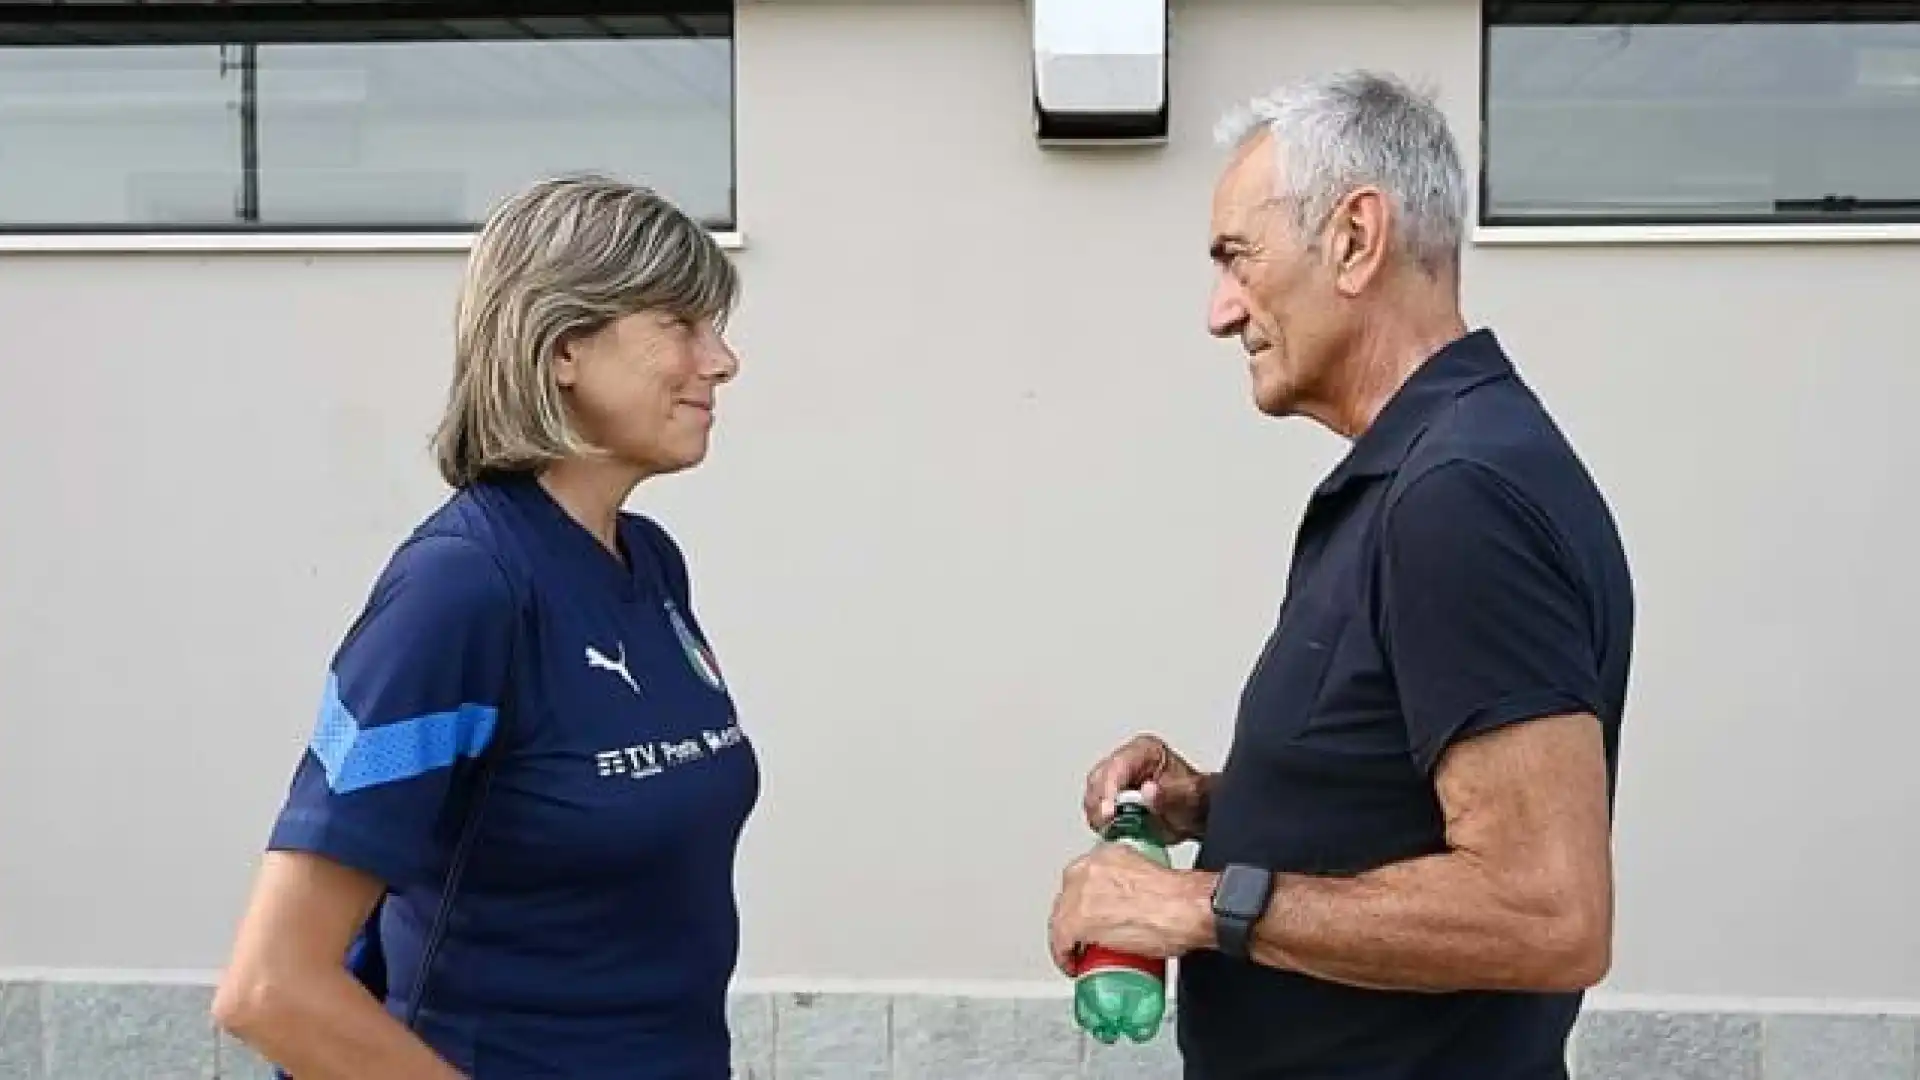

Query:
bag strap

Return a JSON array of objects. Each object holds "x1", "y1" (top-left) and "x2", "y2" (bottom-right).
[
  {"x1": 399, "y1": 683, "x2": 509, "y2": 1031},
  {"x1": 399, "y1": 540, "x2": 525, "y2": 1032}
]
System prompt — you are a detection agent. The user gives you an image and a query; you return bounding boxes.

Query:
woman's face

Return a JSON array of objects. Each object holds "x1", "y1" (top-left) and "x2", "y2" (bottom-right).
[{"x1": 553, "y1": 309, "x2": 739, "y2": 477}]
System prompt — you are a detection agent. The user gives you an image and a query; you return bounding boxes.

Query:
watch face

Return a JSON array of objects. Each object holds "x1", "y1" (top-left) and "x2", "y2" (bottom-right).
[{"x1": 1218, "y1": 864, "x2": 1270, "y2": 917}]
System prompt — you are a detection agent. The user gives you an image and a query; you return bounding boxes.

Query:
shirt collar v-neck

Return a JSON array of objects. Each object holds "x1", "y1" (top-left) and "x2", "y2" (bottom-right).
[{"x1": 493, "y1": 472, "x2": 644, "y2": 602}]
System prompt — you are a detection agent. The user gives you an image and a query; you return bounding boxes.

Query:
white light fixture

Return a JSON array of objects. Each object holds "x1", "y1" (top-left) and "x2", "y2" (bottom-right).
[{"x1": 1030, "y1": 0, "x2": 1168, "y2": 146}]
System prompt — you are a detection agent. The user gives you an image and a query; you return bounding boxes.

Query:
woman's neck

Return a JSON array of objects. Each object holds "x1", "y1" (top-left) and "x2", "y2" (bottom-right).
[{"x1": 537, "y1": 458, "x2": 645, "y2": 557}]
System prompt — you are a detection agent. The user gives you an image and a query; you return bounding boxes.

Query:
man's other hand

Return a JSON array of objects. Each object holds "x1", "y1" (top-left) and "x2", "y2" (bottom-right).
[{"x1": 1083, "y1": 734, "x2": 1210, "y2": 842}]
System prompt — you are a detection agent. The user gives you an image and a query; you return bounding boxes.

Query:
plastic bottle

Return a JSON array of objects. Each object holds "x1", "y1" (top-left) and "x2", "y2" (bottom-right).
[{"x1": 1071, "y1": 790, "x2": 1170, "y2": 1044}]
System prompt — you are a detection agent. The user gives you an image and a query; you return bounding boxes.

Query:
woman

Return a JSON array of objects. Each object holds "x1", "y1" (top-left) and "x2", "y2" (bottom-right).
[{"x1": 213, "y1": 174, "x2": 758, "y2": 1079}]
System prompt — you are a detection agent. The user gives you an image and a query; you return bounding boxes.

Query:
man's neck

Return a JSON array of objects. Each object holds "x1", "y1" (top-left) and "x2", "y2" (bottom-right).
[{"x1": 1322, "y1": 295, "x2": 1469, "y2": 441}]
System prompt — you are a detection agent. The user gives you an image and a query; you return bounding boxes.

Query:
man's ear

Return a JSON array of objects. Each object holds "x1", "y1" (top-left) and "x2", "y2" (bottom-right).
[{"x1": 1329, "y1": 186, "x2": 1390, "y2": 297}]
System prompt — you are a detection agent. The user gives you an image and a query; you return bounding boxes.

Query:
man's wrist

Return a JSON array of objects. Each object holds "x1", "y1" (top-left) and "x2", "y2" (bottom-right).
[
  {"x1": 1208, "y1": 864, "x2": 1277, "y2": 960},
  {"x1": 1171, "y1": 870, "x2": 1220, "y2": 953}
]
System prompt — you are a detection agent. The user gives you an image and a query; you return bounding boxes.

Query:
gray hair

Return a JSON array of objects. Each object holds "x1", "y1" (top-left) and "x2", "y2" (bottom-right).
[
  {"x1": 432, "y1": 173, "x2": 740, "y2": 488},
  {"x1": 1214, "y1": 70, "x2": 1466, "y2": 275}
]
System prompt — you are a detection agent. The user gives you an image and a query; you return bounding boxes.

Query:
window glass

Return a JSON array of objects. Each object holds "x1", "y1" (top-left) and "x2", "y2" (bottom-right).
[
  {"x1": 0, "y1": 7, "x2": 734, "y2": 231},
  {"x1": 1484, "y1": 5, "x2": 1920, "y2": 225},
  {"x1": 255, "y1": 37, "x2": 732, "y2": 227},
  {"x1": 0, "y1": 45, "x2": 244, "y2": 227}
]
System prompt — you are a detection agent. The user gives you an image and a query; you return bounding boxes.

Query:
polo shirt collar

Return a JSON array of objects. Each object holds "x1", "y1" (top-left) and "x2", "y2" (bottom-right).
[
  {"x1": 493, "y1": 471, "x2": 644, "y2": 601},
  {"x1": 1313, "y1": 327, "x2": 1514, "y2": 499}
]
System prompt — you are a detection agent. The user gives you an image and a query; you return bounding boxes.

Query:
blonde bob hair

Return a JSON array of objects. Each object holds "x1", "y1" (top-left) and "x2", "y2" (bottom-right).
[{"x1": 432, "y1": 174, "x2": 740, "y2": 488}]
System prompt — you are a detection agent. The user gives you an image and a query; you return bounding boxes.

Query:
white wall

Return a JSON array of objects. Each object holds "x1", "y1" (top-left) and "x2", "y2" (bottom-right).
[{"x1": 1, "y1": 0, "x2": 1917, "y2": 1005}]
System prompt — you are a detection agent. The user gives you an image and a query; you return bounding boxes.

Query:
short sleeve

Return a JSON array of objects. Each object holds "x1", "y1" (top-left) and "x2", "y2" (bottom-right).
[
  {"x1": 266, "y1": 533, "x2": 516, "y2": 889},
  {"x1": 1380, "y1": 460, "x2": 1602, "y2": 774}
]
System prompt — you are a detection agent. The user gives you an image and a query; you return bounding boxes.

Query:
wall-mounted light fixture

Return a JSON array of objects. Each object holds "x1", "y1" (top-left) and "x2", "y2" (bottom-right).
[{"x1": 1030, "y1": 0, "x2": 1168, "y2": 146}]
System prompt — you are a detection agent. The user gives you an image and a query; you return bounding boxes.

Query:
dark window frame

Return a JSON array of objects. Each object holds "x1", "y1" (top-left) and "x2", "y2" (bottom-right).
[
  {"x1": 1478, "y1": 0, "x2": 1920, "y2": 228},
  {"x1": 0, "y1": 0, "x2": 737, "y2": 235}
]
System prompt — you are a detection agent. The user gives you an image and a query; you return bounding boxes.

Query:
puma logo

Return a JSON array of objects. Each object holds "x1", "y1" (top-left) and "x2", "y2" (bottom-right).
[{"x1": 585, "y1": 642, "x2": 640, "y2": 696}]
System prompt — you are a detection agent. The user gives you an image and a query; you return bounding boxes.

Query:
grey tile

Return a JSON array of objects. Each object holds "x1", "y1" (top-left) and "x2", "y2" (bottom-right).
[
  {"x1": 891, "y1": 995, "x2": 1083, "y2": 1080},
  {"x1": 41, "y1": 982, "x2": 216, "y2": 1080},
  {"x1": 1576, "y1": 1010, "x2": 1761, "y2": 1080},
  {"x1": 1763, "y1": 1014, "x2": 1915, "y2": 1080},
  {"x1": 727, "y1": 992, "x2": 775, "y2": 1080},
  {"x1": 1083, "y1": 996, "x2": 1181, "y2": 1080},
  {"x1": 214, "y1": 1030, "x2": 279, "y2": 1080},
  {"x1": 0, "y1": 983, "x2": 44, "y2": 1080},
  {"x1": 774, "y1": 992, "x2": 888, "y2": 1080}
]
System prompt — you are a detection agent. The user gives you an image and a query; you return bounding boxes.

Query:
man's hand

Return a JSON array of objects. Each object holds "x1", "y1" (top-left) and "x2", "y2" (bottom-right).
[
  {"x1": 1082, "y1": 734, "x2": 1211, "y2": 843},
  {"x1": 1047, "y1": 843, "x2": 1216, "y2": 976}
]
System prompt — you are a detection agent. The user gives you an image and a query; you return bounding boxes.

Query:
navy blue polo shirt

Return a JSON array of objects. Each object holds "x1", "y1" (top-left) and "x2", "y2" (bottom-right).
[
  {"x1": 1180, "y1": 329, "x2": 1633, "y2": 1080},
  {"x1": 267, "y1": 473, "x2": 760, "y2": 1078}
]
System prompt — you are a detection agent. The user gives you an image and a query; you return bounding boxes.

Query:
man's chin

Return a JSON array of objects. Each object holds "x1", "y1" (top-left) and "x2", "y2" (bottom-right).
[{"x1": 1250, "y1": 382, "x2": 1298, "y2": 419}]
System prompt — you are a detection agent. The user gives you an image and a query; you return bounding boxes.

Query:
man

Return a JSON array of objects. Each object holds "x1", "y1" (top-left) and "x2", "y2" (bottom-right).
[{"x1": 1046, "y1": 71, "x2": 1633, "y2": 1080}]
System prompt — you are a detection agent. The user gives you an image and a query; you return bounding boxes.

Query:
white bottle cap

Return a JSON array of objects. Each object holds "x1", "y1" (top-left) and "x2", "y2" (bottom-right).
[{"x1": 1114, "y1": 790, "x2": 1148, "y2": 808}]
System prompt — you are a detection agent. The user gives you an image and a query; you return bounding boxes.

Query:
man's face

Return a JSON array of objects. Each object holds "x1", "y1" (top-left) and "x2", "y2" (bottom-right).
[{"x1": 1205, "y1": 134, "x2": 1352, "y2": 420}]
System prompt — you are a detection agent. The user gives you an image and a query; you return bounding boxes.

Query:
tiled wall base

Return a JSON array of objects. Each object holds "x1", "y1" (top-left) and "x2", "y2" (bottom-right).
[{"x1": 0, "y1": 981, "x2": 1915, "y2": 1079}]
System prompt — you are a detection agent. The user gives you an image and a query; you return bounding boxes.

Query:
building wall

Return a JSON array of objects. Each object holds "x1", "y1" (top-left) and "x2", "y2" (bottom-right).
[{"x1": 2, "y1": 0, "x2": 1918, "y2": 1075}]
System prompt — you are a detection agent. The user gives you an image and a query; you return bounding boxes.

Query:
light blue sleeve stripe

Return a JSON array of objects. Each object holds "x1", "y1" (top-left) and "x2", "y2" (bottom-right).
[{"x1": 309, "y1": 673, "x2": 500, "y2": 795}]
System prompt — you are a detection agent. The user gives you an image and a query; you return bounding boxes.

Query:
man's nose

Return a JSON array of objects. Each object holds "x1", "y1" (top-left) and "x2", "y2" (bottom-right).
[{"x1": 1207, "y1": 275, "x2": 1248, "y2": 339}]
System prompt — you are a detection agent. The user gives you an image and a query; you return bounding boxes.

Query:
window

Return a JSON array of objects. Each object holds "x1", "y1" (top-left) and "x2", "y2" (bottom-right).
[
  {"x1": 1481, "y1": 2, "x2": 1920, "y2": 226},
  {"x1": 0, "y1": 2, "x2": 734, "y2": 233}
]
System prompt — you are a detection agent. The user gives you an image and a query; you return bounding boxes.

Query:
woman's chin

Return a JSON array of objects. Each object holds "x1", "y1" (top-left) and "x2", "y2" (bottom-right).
[{"x1": 652, "y1": 438, "x2": 712, "y2": 476}]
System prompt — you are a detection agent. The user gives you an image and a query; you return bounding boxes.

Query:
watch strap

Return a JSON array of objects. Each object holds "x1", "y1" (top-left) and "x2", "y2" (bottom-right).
[
  {"x1": 1215, "y1": 908, "x2": 1255, "y2": 960},
  {"x1": 1212, "y1": 864, "x2": 1274, "y2": 960}
]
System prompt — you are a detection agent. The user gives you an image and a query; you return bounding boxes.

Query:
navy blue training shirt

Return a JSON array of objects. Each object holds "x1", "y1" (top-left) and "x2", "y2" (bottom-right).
[
  {"x1": 268, "y1": 473, "x2": 760, "y2": 1078},
  {"x1": 1180, "y1": 329, "x2": 1633, "y2": 1080}
]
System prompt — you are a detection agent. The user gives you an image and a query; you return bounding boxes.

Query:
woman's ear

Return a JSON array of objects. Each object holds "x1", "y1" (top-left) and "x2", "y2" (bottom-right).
[{"x1": 550, "y1": 330, "x2": 583, "y2": 389}]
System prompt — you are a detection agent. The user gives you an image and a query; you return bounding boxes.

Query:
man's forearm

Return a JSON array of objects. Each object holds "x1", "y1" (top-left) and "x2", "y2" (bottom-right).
[{"x1": 1176, "y1": 850, "x2": 1608, "y2": 994}]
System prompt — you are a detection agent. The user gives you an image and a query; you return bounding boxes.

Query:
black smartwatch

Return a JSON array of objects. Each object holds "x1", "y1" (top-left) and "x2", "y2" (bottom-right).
[{"x1": 1210, "y1": 864, "x2": 1274, "y2": 960}]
